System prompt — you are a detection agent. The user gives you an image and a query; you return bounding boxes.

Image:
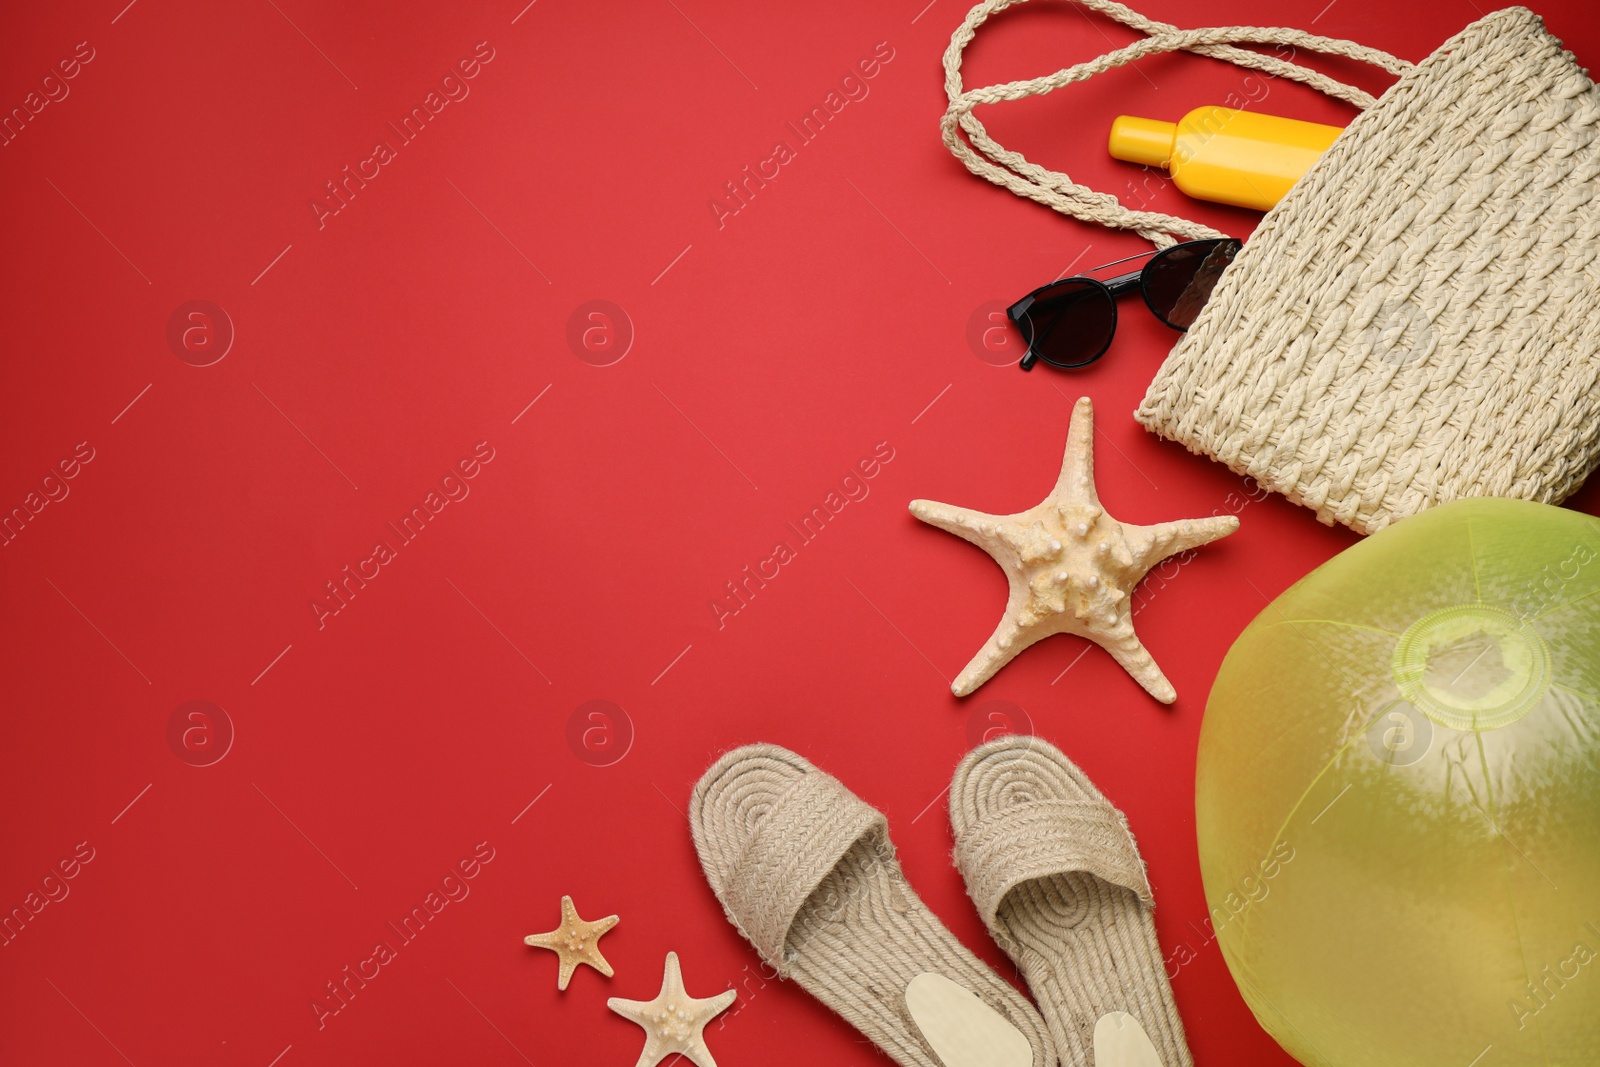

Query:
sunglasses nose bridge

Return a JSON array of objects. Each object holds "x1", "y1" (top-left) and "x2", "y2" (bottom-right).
[{"x1": 1100, "y1": 269, "x2": 1146, "y2": 296}]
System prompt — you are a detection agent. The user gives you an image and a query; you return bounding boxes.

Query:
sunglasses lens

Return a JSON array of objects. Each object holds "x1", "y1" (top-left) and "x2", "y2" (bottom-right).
[
  {"x1": 1011, "y1": 280, "x2": 1116, "y2": 368},
  {"x1": 1143, "y1": 238, "x2": 1242, "y2": 330}
]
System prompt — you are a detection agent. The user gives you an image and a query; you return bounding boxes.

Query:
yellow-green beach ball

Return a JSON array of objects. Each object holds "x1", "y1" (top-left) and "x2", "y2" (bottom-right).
[{"x1": 1198, "y1": 497, "x2": 1600, "y2": 1066}]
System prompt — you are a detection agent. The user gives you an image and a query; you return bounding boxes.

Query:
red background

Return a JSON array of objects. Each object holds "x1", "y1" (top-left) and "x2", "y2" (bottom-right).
[{"x1": 3, "y1": 1, "x2": 1597, "y2": 1064}]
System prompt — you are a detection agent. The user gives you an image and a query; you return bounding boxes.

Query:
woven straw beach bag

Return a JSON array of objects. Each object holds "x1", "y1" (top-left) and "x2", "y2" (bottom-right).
[{"x1": 944, "y1": 1, "x2": 1600, "y2": 534}]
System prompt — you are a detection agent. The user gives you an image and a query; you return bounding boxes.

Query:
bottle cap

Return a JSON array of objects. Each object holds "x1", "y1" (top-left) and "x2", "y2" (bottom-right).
[{"x1": 1108, "y1": 116, "x2": 1175, "y2": 168}]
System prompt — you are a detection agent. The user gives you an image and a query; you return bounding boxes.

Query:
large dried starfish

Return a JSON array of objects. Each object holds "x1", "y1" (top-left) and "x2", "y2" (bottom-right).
[
  {"x1": 910, "y1": 397, "x2": 1238, "y2": 703},
  {"x1": 608, "y1": 951, "x2": 736, "y2": 1067}
]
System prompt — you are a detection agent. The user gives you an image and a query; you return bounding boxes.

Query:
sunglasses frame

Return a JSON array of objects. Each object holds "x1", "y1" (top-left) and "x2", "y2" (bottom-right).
[{"x1": 1008, "y1": 237, "x2": 1241, "y2": 371}]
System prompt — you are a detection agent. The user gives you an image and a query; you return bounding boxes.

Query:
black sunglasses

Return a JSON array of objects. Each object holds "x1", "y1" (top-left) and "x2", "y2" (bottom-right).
[{"x1": 1009, "y1": 237, "x2": 1242, "y2": 370}]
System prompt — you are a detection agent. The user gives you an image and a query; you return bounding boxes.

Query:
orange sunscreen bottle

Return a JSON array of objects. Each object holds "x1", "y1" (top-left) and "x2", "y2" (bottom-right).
[{"x1": 1108, "y1": 107, "x2": 1343, "y2": 211}]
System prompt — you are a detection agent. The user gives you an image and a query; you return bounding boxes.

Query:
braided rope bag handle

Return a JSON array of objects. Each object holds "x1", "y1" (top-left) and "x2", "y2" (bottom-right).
[{"x1": 942, "y1": 0, "x2": 1415, "y2": 247}]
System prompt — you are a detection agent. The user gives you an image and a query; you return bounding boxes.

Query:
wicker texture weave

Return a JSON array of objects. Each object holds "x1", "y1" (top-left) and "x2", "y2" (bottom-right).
[{"x1": 1138, "y1": 7, "x2": 1600, "y2": 533}]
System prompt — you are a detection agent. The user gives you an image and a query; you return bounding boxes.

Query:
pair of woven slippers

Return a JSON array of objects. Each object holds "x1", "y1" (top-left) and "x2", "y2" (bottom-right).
[{"x1": 690, "y1": 736, "x2": 1191, "y2": 1067}]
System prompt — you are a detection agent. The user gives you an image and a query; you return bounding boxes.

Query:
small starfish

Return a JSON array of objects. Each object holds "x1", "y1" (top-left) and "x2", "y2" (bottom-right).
[
  {"x1": 608, "y1": 951, "x2": 736, "y2": 1067},
  {"x1": 910, "y1": 396, "x2": 1239, "y2": 703},
  {"x1": 523, "y1": 895, "x2": 618, "y2": 990}
]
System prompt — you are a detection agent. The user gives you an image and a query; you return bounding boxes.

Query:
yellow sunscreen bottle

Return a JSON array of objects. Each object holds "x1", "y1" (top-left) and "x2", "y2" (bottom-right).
[{"x1": 1108, "y1": 107, "x2": 1343, "y2": 211}]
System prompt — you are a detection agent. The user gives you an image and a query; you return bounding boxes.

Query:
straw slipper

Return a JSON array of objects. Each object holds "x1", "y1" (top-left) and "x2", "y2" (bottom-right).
[
  {"x1": 691, "y1": 743, "x2": 1057, "y2": 1067},
  {"x1": 950, "y1": 736, "x2": 1192, "y2": 1067}
]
